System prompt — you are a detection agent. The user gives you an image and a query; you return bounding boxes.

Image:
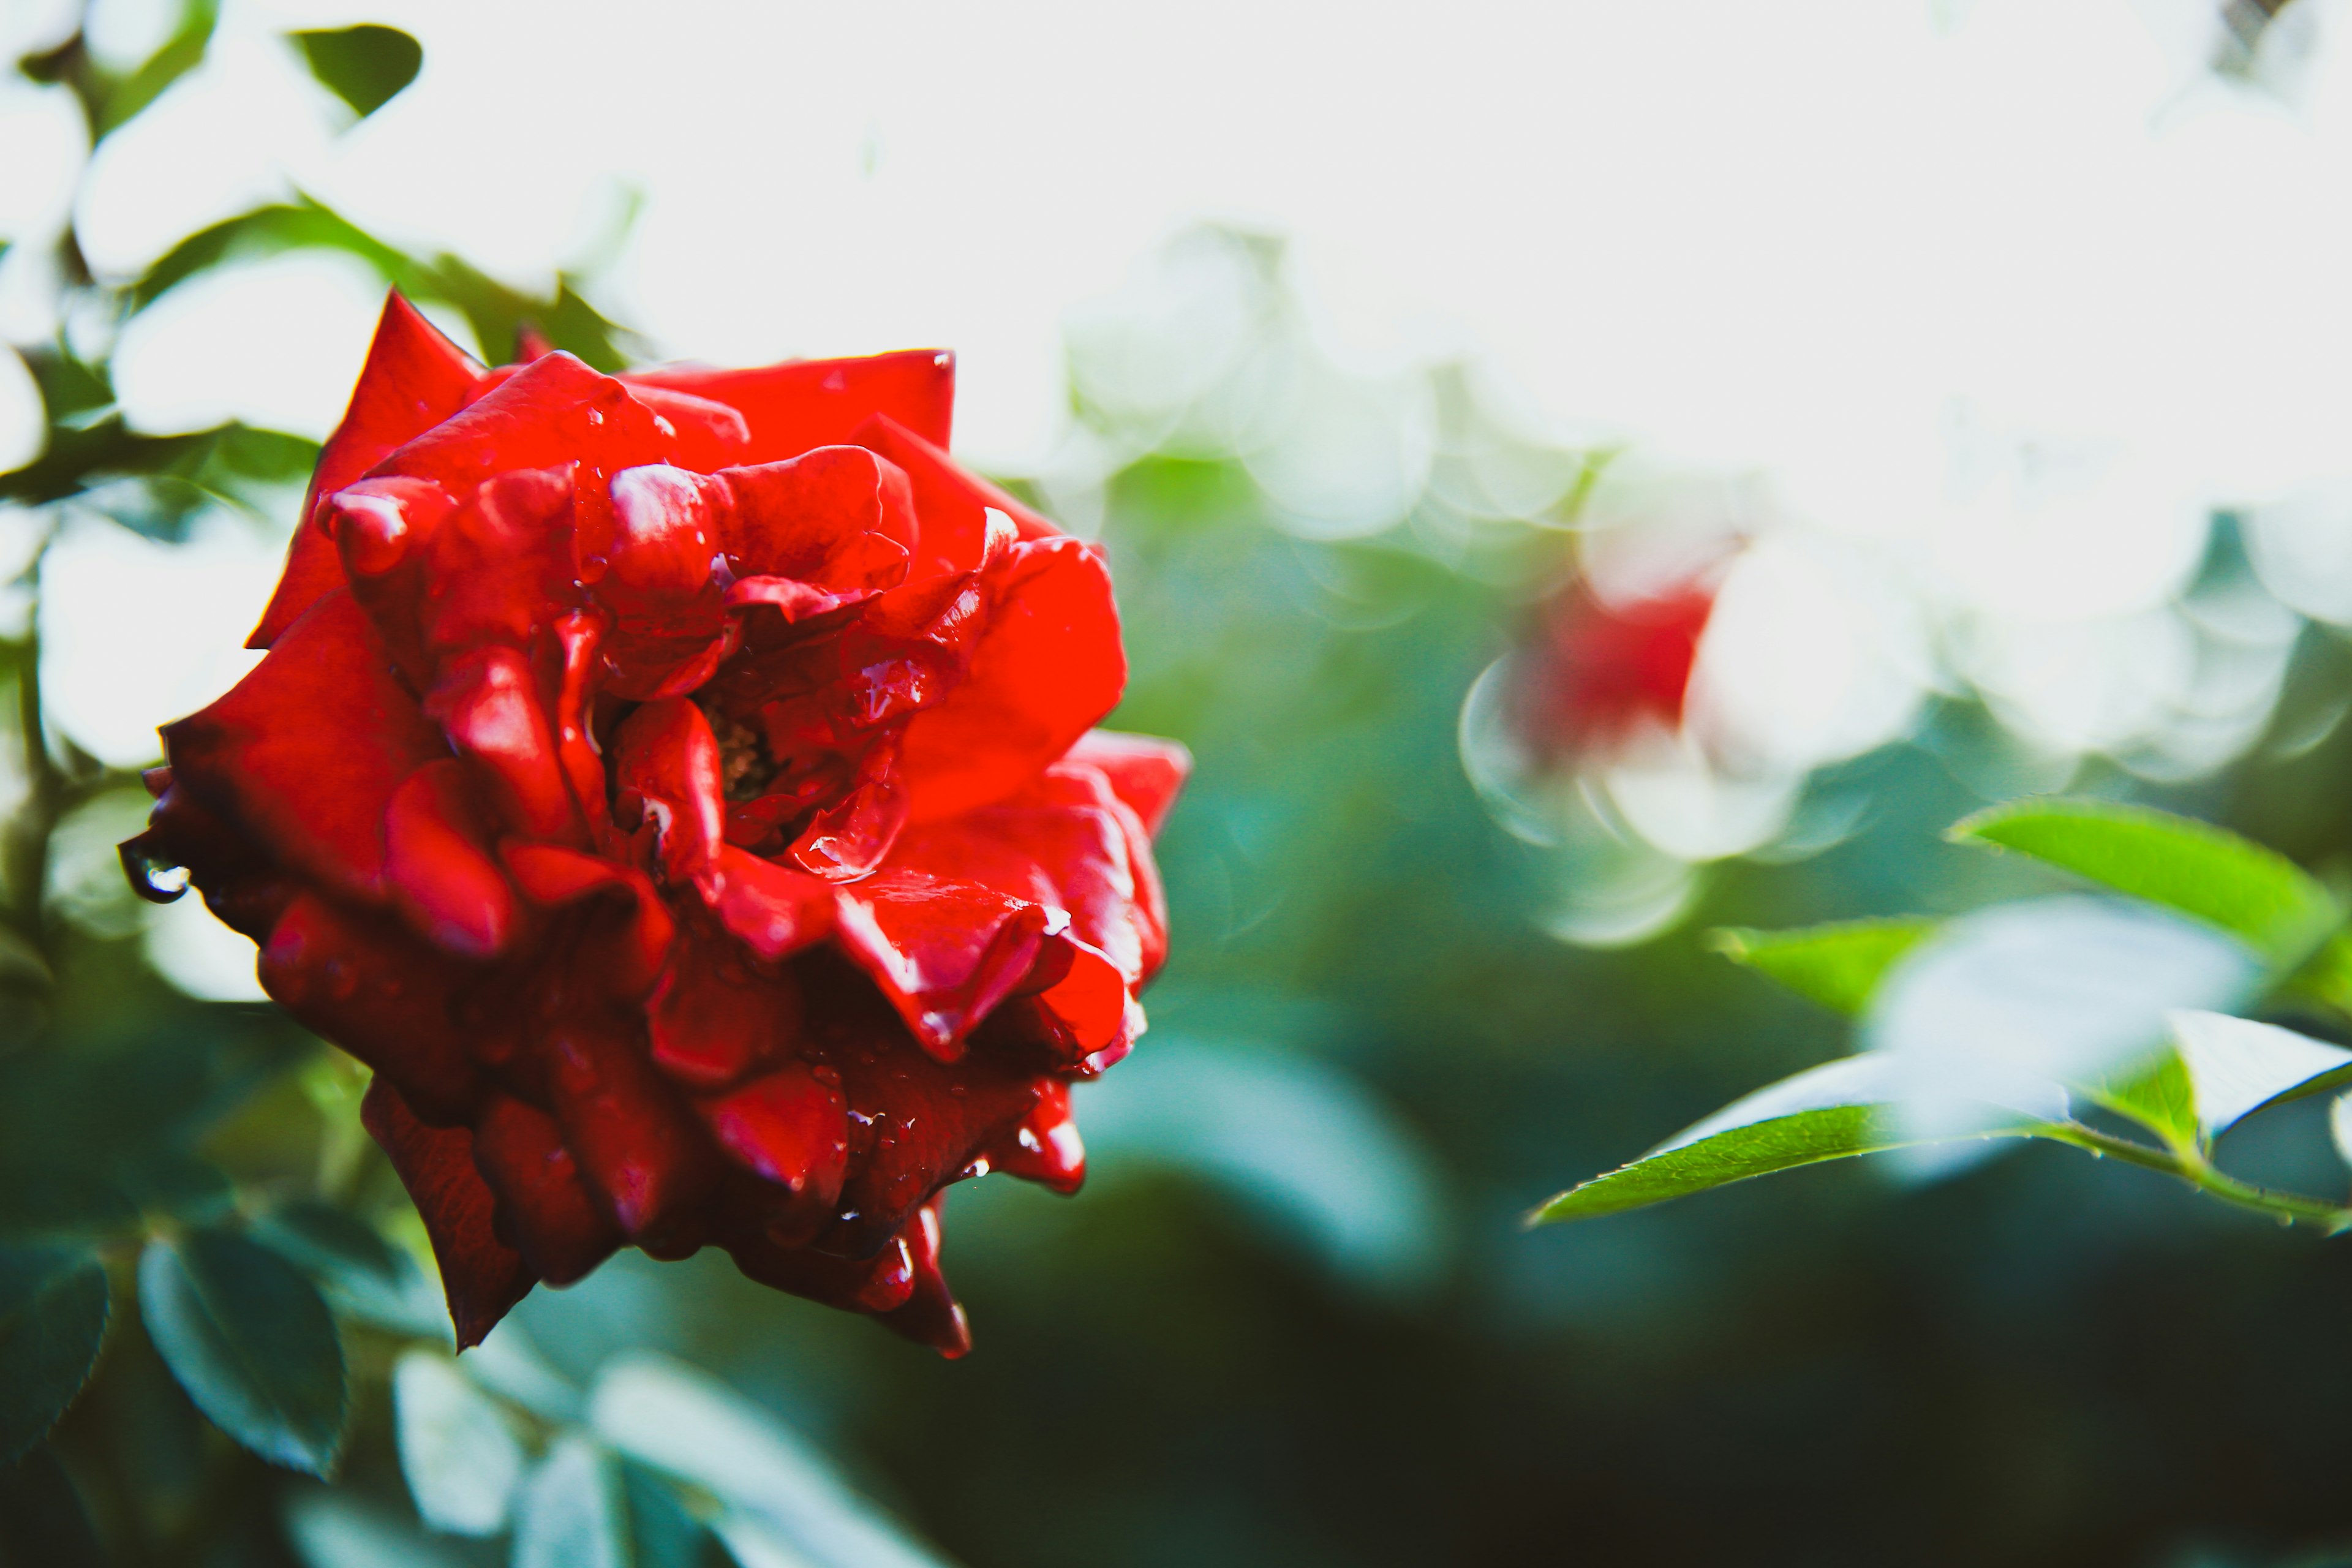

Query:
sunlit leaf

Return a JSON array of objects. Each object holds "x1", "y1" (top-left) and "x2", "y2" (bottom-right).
[
  {"x1": 2094, "y1": 1048, "x2": 2199, "y2": 1152},
  {"x1": 1950, "y1": 797, "x2": 2340, "y2": 969},
  {"x1": 1709, "y1": 918, "x2": 1938, "y2": 1015},
  {"x1": 391, "y1": 1351, "x2": 524, "y2": 1537},
  {"x1": 590, "y1": 1354, "x2": 952, "y2": 1568},
  {"x1": 138, "y1": 1231, "x2": 347, "y2": 1476},
  {"x1": 288, "y1": 26, "x2": 421, "y2": 120},
  {"x1": 96, "y1": 1, "x2": 221, "y2": 135},
  {"x1": 2166, "y1": 1009, "x2": 2352, "y2": 1140},
  {"x1": 513, "y1": 1436, "x2": 625, "y2": 1568},
  {"x1": 1528, "y1": 1055, "x2": 2069, "y2": 1225},
  {"x1": 0, "y1": 1245, "x2": 110, "y2": 1464}
]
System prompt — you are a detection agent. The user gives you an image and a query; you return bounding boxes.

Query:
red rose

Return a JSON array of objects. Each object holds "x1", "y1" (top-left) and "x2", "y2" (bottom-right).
[
  {"x1": 121, "y1": 293, "x2": 1188, "y2": 1357},
  {"x1": 1516, "y1": 578, "x2": 1716, "y2": 760}
]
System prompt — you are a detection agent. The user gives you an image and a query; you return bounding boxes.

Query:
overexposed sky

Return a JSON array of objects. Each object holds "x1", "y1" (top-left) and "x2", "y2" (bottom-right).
[{"x1": 6, "y1": 0, "x2": 2351, "y2": 494}]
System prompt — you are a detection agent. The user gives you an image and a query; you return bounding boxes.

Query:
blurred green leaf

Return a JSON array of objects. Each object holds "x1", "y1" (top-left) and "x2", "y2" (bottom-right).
[
  {"x1": 620, "y1": 1460, "x2": 719, "y2": 1568},
  {"x1": 138, "y1": 1230, "x2": 347, "y2": 1476},
  {"x1": 1950, "y1": 797, "x2": 2340, "y2": 969},
  {"x1": 252, "y1": 1200, "x2": 447, "y2": 1340},
  {"x1": 590, "y1": 1354, "x2": 953, "y2": 1568},
  {"x1": 0, "y1": 1168, "x2": 137, "y2": 1242},
  {"x1": 0, "y1": 1245, "x2": 110, "y2": 1464},
  {"x1": 1709, "y1": 918, "x2": 1939, "y2": 1015},
  {"x1": 281, "y1": 1488, "x2": 466, "y2": 1568},
  {"x1": 2166, "y1": 1010, "x2": 2352, "y2": 1140},
  {"x1": 0, "y1": 1444, "x2": 104, "y2": 1568},
  {"x1": 128, "y1": 198, "x2": 641, "y2": 371},
  {"x1": 97, "y1": 0, "x2": 220, "y2": 134},
  {"x1": 514, "y1": 1436, "x2": 625, "y2": 1568},
  {"x1": 287, "y1": 25, "x2": 421, "y2": 120},
  {"x1": 390, "y1": 1350, "x2": 523, "y2": 1537}
]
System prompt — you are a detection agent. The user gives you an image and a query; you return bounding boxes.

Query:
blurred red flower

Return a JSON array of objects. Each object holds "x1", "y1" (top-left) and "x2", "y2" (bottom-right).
[
  {"x1": 1515, "y1": 578, "x2": 1717, "y2": 761},
  {"x1": 122, "y1": 295, "x2": 1188, "y2": 1357}
]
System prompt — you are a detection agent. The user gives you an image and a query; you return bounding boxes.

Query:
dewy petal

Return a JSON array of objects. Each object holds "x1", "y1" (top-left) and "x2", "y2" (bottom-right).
[
  {"x1": 502, "y1": 842, "x2": 675, "y2": 1000},
  {"x1": 621, "y1": 383, "x2": 753, "y2": 472},
  {"x1": 251, "y1": 292, "x2": 484, "y2": 648},
  {"x1": 725, "y1": 1230, "x2": 916, "y2": 1314},
  {"x1": 851, "y1": 413, "x2": 1060, "y2": 579},
  {"x1": 714, "y1": 445, "x2": 919, "y2": 584},
  {"x1": 699, "y1": 843, "x2": 835, "y2": 963},
  {"x1": 360, "y1": 1077, "x2": 534, "y2": 1349},
  {"x1": 469, "y1": 1093, "x2": 623, "y2": 1286},
  {"x1": 623, "y1": 349, "x2": 956, "y2": 466},
  {"x1": 647, "y1": 923, "x2": 801, "y2": 1090},
  {"x1": 613, "y1": 698, "x2": 726, "y2": 884},
  {"x1": 1062, "y1": 730, "x2": 1193, "y2": 838},
  {"x1": 426, "y1": 645, "x2": 579, "y2": 843},
  {"x1": 383, "y1": 760, "x2": 518, "y2": 960},
  {"x1": 164, "y1": 589, "x2": 450, "y2": 907},
  {"x1": 898, "y1": 537, "x2": 1127, "y2": 824},
  {"x1": 542, "y1": 1023, "x2": 718, "y2": 1247},
  {"x1": 607, "y1": 464, "x2": 727, "y2": 603},
  {"x1": 986, "y1": 1080, "x2": 1086, "y2": 1194},
  {"x1": 877, "y1": 1194, "x2": 970, "y2": 1357},
  {"x1": 262, "y1": 890, "x2": 483, "y2": 1121},
  {"x1": 694, "y1": 1060, "x2": 848, "y2": 1208},
  {"x1": 372, "y1": 351, "x2": 676, "y2": 495},
  {"x1": 830, "y1": 870, "x2": 1063, "y2": 1057},
  {"x1": 816, "y1": 988, "x2": 1042, "y2": 1256}
]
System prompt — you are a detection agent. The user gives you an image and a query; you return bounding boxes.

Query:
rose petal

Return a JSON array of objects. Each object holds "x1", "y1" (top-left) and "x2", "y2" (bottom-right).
[
  {"x1": 360, "y1": 1077, "x2": 533, "y2": 1349},
  {"x1": 851, "y1": 413, "x2": 1060, "y2": 579},
  {"x1": 986, "y1": 1080, "x2": 1086, "y2": 1194},
  {"x1": 262, "y1": 891, "x2": 483, "y2": 1121},
  {"x1": 624, "y1": 349, "x2": 955, "y2": 466},
  {"x1": 470, "y1": 1093, "x2": 623, "y2": 1284},
  {"x1": 647, "y1": 924, "x2": 801, "y2": 1090},
  {"x1": 250, "y1": 292, "x2": 484, "y2": 647},
  {"x1": 384, "y1": 760, "x2": 517, "y2": 960},
  {"x1": 624, "y1": 383, "x2": 753, "y2": 472},
  {"x1": 612, "y1": 698, "x2": 725, "y2": 884},
  {"x1": 1063, "y1": 729, "x2": 1193, "y2": 838},
  {"x1": 724, "y1": 1230, "x2": 915, "y2": 1314},
  {"x1": 695, "y1": 1061, "x2": 848, "y2": 1208},
  {"x1": 877, "y1": 1194, "x2": 970, "y2": 1357},
  {"x1": 427, "y1": 645, "x2": 578, "y2": 843},
  {"x1": 502, "y1": 842, "x2": 674, "y2": 1000},
  {"x1": 897, "y1": 538, "x2": 1126, "y2": 824},
  {"x1": 700, "y1": 843, "x2": 835, "y2": 962},
  {"x1": 542, "y1": 1023, "x2": 718, "y2": 1246},
  {"x1": 164, "y1": 589, "x2": 450, "y2": 907}
]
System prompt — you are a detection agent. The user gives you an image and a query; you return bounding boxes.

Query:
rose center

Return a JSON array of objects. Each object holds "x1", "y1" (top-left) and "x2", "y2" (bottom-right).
[{"x1": 707, "y1": 709, "x2": 777, "y2": 803}]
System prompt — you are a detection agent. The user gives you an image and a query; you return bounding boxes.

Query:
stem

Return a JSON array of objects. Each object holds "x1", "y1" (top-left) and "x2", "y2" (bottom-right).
[
  {"x1": 2043, "y1": 1124, "x2": 2352, "y2": 1232},
  {"x1": 4, "y1": 622, "x2": 62, "y2": 948}
]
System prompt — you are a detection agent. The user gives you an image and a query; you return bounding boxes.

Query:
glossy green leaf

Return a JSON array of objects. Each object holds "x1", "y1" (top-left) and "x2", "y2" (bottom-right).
[
  {"x1": 513, "y1": 1437, "x2": 625, "y2": 1568},
  {"x1": 288, "y1": 25, "x2": 422, "y2": 120},
  {"x1": 1709, "y1": 918, "x2": 1939, "y2": 1015},
  {"x1": 391, "y1": 1351, "x2": 523, "y2": 1537},
  {"x1": 138, "y1": 1231, "x2": 347, "y2": 1476},
  {"x1": 1950, "y1": 797, "x2": 2340, "y2": 968},
  {"x1": 0, "y1": 1245, "x2": 110, "y2": 1464}
]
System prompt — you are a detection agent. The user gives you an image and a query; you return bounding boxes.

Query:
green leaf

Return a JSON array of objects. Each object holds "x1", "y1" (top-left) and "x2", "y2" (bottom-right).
[
  {"x1": 513, "y1": 1437, "x2": 625, "y2": 1568},
  {"x1": 138, "y1": 1230, "x2": 347, "y2": 1476},
  {"x1": 2094, "y1": 1048, "x2": 2199, "y2": 1152},
  {"x1": 252, "y1": 1201, "x2": 449, "y2": 1341},
  {"x1": 0, "y1": 1444, "x2": 105, "y2": 1568},
  {"x1": 0, "y1": 1245, "x2": 110, "y2": 1464},
  {"x1": 2166, "y1": 1009, "x2": 2352, "y2": 1139},
  {"x1": 287, "y1": 25, "x2": 422, "y2": 120},
  {"x1": 0, "y1": 1168, "x2": 138, "y2": 1242},
  {"x1": 391, "y1": 1350, "x2": 524, "y2": 1537},
  {"x1": 619, "y1": 1460, "x2": 716, "y2": 1568},
  {"x1": 1950, "y1": 797, "x2": 2340, "y2": 968},
  {"x1": 1526, "y1": 1054, "x2": 2070, "y2": 1225},
  {"x1": 1709, "y1": 918, "x2": 1939, "y2": 1014},
  {"x1": 98, "y1": 0, "x2": 221, "y2": 135}
]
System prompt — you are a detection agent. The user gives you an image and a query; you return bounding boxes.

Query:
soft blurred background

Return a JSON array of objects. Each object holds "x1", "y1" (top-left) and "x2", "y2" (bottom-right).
[{"x1": 12, "y1": 1, "x2": 2352, "y2": 1564}]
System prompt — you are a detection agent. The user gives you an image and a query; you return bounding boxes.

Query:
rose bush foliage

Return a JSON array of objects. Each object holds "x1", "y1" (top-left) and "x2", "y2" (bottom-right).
[{"x1": 120, "y1": 294, "x2": 1187, "y2": 1357}]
